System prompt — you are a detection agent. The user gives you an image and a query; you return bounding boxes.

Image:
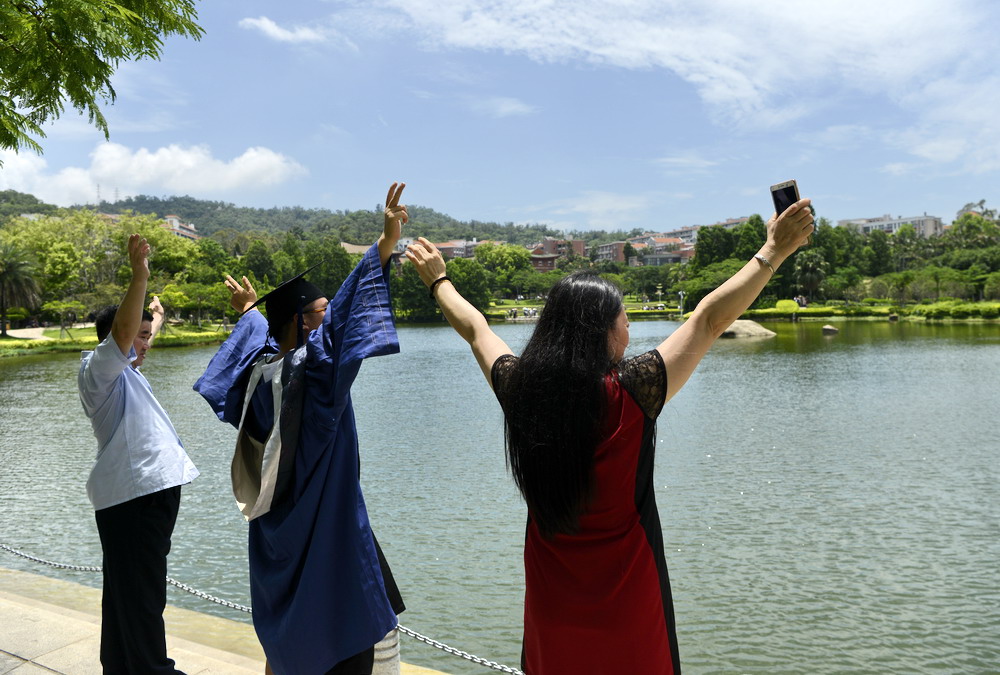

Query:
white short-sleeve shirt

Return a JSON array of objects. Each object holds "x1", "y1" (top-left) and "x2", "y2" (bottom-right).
[{"x1": 78, "y1": 336, "x2": 199, "y2": 510}]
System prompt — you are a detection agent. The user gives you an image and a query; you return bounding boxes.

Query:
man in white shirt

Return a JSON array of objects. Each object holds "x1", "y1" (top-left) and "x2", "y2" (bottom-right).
[{"x1": 78, "y1": 234, "x2": 199, "y2": 674}]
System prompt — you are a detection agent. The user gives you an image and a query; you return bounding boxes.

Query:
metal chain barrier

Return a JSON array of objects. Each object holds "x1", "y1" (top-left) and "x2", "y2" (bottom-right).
[
  {"x1": 395, "y1": 625, "x2": 523, "y2": 674},
  {"x1": 1, "y1": 543, "x2": 523, "y2": 674}
]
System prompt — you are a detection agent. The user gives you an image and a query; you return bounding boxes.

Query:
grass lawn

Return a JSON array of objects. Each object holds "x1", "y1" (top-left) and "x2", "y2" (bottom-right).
[{"x1": 1, "y1": 323, "x2": 230, "y2": 359}]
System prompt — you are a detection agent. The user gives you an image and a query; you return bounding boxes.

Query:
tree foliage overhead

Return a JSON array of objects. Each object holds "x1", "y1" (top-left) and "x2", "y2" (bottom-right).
[{"x1": 0, "y1": 0, "x2": 202, "y2": 154}]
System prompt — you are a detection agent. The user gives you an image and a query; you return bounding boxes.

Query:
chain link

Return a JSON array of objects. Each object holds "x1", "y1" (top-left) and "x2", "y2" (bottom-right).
[
  {"x1": 1, "y1": 543, "x2": 523, "y2": 674},
  {"x1": 0, "y1": 543, "x2": 102, "y2": 572},
  {"x1": 395, "y1": 625, "x2": 524, "y2": 674}
]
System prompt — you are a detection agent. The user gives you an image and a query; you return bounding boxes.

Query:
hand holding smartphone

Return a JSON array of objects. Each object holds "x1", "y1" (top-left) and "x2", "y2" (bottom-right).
[{"x1": 770, "y1": 180, "x2": 799, "y2": 217}]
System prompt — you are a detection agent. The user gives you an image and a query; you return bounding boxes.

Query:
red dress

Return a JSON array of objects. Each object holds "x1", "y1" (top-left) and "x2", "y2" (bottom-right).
[{"x1": 493, "y1": 351, "x2": 680, "y2": 675}]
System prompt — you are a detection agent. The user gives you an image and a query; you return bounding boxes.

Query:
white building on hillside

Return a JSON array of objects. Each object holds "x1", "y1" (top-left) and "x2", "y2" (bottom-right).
[{"x1": 837, "y1": 213, "x2": 944, "y2": 238}]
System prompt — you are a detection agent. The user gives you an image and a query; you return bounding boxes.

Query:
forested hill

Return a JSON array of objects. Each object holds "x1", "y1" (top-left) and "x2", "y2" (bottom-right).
[
  {"x1": 2, "y1": 189, "x2": 644, "y2": 247},
  {"x1": 82, "y1": 193, "x2": 574, "y2": 246}
]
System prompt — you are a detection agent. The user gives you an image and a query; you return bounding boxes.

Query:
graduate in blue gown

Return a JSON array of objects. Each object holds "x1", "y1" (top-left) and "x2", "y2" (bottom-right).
[{"x1": 194, "y1": 183, "x2": 408, "y2": 674}]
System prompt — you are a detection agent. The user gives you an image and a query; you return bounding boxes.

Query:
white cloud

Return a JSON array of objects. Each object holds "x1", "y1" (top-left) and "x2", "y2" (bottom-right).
[
  {"x1": 794, "y1": 125, "x2": 873, "y2": 151},
  {"x1": 238, "y1": 15, "x2": 362, "y2": 53},
  {"x1": 466, "y1": 96, "x2": 538, "y2": 118},
  {"x1": 881, "y1": 162, "x2": 921, "y2": 176},
  {"x1": 0, "y1": 143, "x2": 307, "y2": 206},
  {"x1": 541, "y1": 190, "x2": 654, "y2": 229},
  {"x1": 239, "y1": 16, "x2": 327, "y2": 43},
  {"x1": 654, "y1": 153, "x2": 719, "y2": 173},
  {"x1": 367, "y1": 0, "x2": 999, "y2": 171}
]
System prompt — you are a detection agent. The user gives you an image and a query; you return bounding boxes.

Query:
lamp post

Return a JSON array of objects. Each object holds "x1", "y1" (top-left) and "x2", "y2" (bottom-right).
[
  {"x1": 677, "y1": 290, "x2": 685, "y2": 314},
  {"x1": 656, "y1": 283, "x2": 662, "y2": 306}
]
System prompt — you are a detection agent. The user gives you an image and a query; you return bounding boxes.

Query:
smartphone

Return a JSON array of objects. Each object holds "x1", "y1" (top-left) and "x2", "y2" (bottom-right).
[{"x1": 770, "y1": 180, "x2": 799, "y2": 216}]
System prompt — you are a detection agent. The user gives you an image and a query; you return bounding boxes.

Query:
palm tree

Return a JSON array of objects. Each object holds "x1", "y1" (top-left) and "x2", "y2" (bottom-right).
[
  {"x1": 792, "y1": 248, "x2": 829, "y2": 301},
  {"x1": 0, "y1": 241, "x2": 41, "y2": 337}
]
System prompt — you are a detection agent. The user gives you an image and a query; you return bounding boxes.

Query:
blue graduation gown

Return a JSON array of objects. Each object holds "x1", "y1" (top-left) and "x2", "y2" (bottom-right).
[{"x1": 194, "y1": 244, "x2": 401, "y2": 673}]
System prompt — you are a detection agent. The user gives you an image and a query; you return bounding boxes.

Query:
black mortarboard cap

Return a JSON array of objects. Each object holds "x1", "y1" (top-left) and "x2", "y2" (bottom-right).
[{"x1": 246, "y1": 264, "x2": 325, "y2": 337}]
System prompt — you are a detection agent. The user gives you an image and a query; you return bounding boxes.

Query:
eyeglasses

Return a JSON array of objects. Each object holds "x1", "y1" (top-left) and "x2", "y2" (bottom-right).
[{"x1": 306, "y1": 305, "x2": 329, "y2": 314}]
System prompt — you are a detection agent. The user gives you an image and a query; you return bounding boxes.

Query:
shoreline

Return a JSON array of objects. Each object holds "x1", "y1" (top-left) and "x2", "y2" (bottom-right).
[
  {"x1": 3, "y1": 312, "x2": 998, "y2": 359},
  {"x1": 0, "y1": 566, "x2": 446, "y2": 674}
]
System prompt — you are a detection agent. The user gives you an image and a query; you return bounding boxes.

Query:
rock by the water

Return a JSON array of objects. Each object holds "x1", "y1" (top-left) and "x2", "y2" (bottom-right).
[
  {"x1": 822, "y1": 324, "x2": 839, "y2": 334},
  {"x1": 720, "y1": 319, "x2": 777, "y2": 338}
]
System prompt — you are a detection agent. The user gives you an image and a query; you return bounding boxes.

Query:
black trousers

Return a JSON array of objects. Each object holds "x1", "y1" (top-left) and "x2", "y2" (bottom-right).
[
  {"x1": 324, "y1": 646, "x2": 374, "y2": 674},
  {"x1": 95, "y1": 486, "x2": 184, "y2": 675}
]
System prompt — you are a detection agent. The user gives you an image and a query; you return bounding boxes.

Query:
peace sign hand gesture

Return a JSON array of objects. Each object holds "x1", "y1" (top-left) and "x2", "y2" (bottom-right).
[
  {"x1": 224, "y1": 274, "x2": 258, "y2": 313},
  {"x1": 379, "y1": 181, "x2": 408, "y2": 265}
]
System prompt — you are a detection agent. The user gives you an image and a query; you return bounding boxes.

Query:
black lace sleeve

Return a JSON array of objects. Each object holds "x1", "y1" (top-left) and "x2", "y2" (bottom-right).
[
  {"x1": 617, "y1": 349, "x2": 667, "y2": 419},
  {"x1": 490, "y1": 354, "x2": 518, "y2": 402}
]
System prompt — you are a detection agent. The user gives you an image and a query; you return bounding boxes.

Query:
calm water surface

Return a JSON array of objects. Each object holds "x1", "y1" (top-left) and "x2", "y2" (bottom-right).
[{"x1": 1, "y1": 320, "x2": 998, "y2": 674}]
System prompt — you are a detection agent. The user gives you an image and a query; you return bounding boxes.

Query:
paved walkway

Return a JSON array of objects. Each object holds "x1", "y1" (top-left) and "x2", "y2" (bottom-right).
[
  {"x1": 0, "y1": 567, "x2": 445, "y2": 674},
  {"x1": 2, "y1": 327, "x2": 50, "y2": 340}
]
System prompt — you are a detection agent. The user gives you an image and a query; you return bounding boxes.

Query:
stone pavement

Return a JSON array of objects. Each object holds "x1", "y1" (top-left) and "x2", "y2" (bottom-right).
[
  {"x1": 0, "y1": 567, "x2": 445, "y2": 674},
  {"x1": 2, "y1": 327, "x2": 50, "y2": 340}
]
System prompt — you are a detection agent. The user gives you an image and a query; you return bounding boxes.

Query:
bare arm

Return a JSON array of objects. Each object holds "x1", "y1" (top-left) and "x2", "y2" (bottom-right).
[
  {"x1": 378, "y1": 182, "x2": 408, "y2": 267},
  {"x1": 657, "y1": 198, "x2": 815, "y2": 402},
  {"x1": 405, "y1": 237, "x2": 512, "y2": 384},
  {"x1": 147, "y1": 296, "x2": 165, "y2": 346},
  {"x1": 111, "y1": 234, "x2": 150, "y2": 356}
]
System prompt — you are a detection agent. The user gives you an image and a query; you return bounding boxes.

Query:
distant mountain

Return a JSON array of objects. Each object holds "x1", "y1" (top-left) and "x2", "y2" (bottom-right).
[
  {"x1": 1, "y1": 190, "x2": 633, "y2": 248},
  {"x1": 86, "y1": 194, "x2": 574, "y2": 246},
  {"x1": 0, "y1": 190, "x2": 59, "y2": 219}
]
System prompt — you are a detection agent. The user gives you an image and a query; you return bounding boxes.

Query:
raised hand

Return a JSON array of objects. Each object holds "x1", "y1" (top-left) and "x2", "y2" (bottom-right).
[
  {"x1": 127, "y1": 234, "x2": 150, "y2": 281},
  {"x1": 383, "y1": 182, "x2": 408, "y2": 243},
  {"x1": 225, "y1": 274, "x2": 258, "y2": 313},
  {"x1": 148, "y1": 295, "x2": 164, "y2": 317},
  {"x1": 405, "y1": 237, "x2": 447, "y2": 287},
  {"x1": 768, "y1": 198, "x2": 815, "y2": 256},
  {"x1": 379, "y1": 182, "x2": 408, "y2": 266}
]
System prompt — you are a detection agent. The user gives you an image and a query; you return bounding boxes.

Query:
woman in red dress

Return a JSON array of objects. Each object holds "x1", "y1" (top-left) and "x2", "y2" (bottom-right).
[{"x1": 406, "y1": 196, "x2": 814, "y2": 674}]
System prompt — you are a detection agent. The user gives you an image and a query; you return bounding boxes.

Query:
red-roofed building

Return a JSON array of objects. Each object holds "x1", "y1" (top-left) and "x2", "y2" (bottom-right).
[
  {"x1": 432, "y1": 238, "x2": 495, "y2": 259},
  {"x1": 529, "y1": 252, "x2": 560, "y2": 271},
  {"x1": 162, "y1": 215, "x2": 200, "y2": 241}
]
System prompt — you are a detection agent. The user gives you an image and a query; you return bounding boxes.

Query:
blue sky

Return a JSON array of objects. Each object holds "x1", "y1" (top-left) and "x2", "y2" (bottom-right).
[{"x1": 2, "y1": 0, "x2": 998, "y2": 233}]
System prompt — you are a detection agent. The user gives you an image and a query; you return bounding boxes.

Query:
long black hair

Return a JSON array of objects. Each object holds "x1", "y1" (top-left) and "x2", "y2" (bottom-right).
[{"x1": 497, "y1": 272, "x2": 624, "y2": 538}]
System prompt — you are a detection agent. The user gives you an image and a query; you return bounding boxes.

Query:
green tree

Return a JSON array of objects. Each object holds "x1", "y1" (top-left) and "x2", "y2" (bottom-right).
[
  {"x1": 679, "y1": 259, "x2": 746, "y2": 308},
  {"x1": 391, "y1": 263, "x2": 439, "y2": 320},
  {"x1": 0, "y1": 190, "x2": 57, "y2": 219},
  {"x1": 944, "y1": 212, "x2": 1000, "y2": 250},
  {"x1": 890, "y1": 223, "x2": 921, "y2": 272},
  {"x1": 509, "y1": 268, "x2": 536, "y2": 300},
  {"x1": 156, "y1": 284, "x2": 190, "y2": 320},
  {"x1": 242, "y1": 240, "x2": 276, "y2": 285},
  {"x1": 447, "y1": 257, "x2": 491, "y2": 311},
  {"x1": 0, "y1": 240, "x2": 41, "y2": 336},
  {"x1": 177, "y1": 281, "x2": 225, "y2": 325},
  {"x1": 40, "y1": 240, "x2": 84, "y2": 297},
  {"x1": 625, "y1": 265, "x2": 665, "y2": 302},
  {"x1": 732, "y1": 215, "x2": 767, "y2": 261},
  {"x1": 0, "y1": 0, "x2": 203, "y2": 154},
  {"x1": 692, "y1": 225, "x2": 735, "y2": 267},
  {"x1": 187, "y1": 238, "x2": 234, "y2": 284},
  {"x1": 983, "y1": 272, "x2": 1000, "y2": 300},
  {"x1": 863, "y1": 229, "x2": 892, "y2": 276},
  {"x1": 474, "y1": 242, "x2": 531, "y2": 297},
  {"x1": 825, "y1": 266, "x2": 864, "y2": 303},
  {"x1": 40, "y1": 299, "x2": 86, "y2": 336},
  {"x1": 792, "y1": 248, "x2": 829, "y2": 300},
  {"x1": 302, "y1": 236, "x2": 355, "y2": 298}
]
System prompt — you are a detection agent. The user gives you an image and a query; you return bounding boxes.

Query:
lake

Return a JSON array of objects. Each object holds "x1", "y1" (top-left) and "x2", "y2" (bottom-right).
[{"x1": 1, "y1": 319, "x2": 998, "y2": 674}]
